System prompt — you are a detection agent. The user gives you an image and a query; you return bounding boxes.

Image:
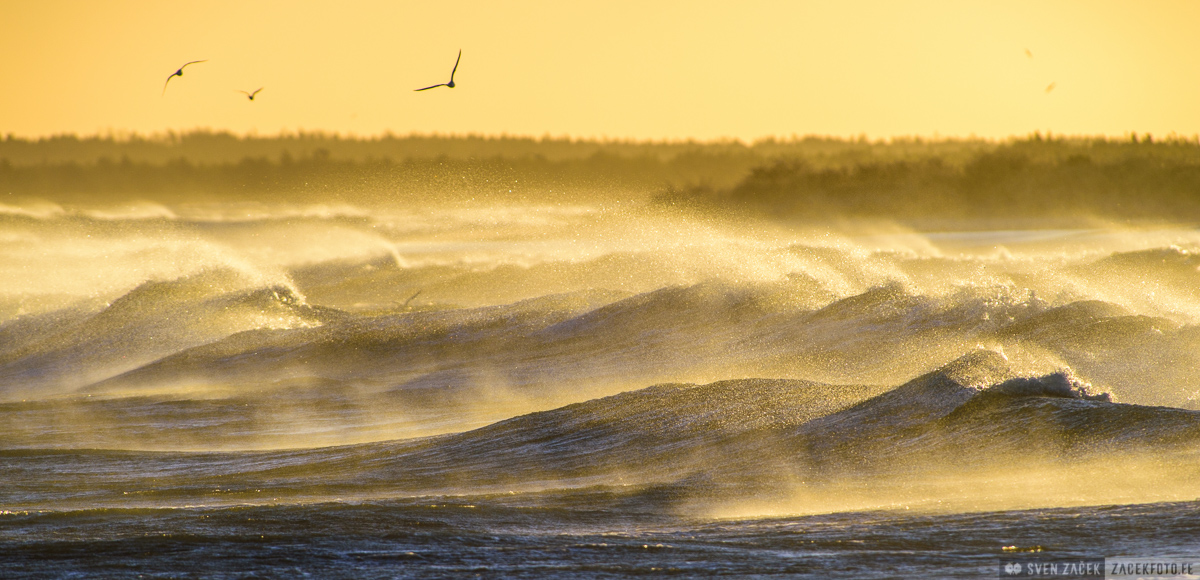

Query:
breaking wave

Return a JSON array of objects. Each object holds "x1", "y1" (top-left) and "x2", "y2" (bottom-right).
[{"x1": 2, "y1": 201, "x2": 1199, "y2": 522}]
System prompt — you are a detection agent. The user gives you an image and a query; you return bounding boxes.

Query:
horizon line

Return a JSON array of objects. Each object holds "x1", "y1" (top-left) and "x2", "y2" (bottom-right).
[{"x1": 4, "y1": 128, "x2": 1199, "y2": 146}]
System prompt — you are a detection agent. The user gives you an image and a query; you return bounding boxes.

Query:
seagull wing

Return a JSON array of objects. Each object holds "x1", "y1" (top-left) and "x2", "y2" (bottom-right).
[
  {"x1": 251, "y1": 88, "x2": 263, "y2": 97},
  {"x1": 449, "y1": 49, "x2": 461, "y2": 81},
  {"x1": 414, "y1": 83, "x2": 446, "y2": 91},
  {"x1": 163, "y1": 60, "x2": 205, "y2": 96}
]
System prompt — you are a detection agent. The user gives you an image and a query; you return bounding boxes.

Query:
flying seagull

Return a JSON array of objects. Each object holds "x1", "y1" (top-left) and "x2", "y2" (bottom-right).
[
  {"x1": 237, "y1": 88, "x2": 264, "y2": 101},
  {"x1": 414, "y1": 50, "x2": 461, "y2": 91},
  {"x1": 163, "y1": 60, "x2": 207, "y2": 95}
]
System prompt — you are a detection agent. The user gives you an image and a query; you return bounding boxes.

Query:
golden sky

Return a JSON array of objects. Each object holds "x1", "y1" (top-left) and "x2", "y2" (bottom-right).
[{"x1": 2, "y1": 0, "x2": 1198, "y2": 141}]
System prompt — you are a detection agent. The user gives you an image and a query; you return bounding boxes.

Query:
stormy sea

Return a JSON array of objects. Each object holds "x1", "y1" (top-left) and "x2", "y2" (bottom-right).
[{"x1": 3, "y1": 198, "x2": 1199, "y2": 578}]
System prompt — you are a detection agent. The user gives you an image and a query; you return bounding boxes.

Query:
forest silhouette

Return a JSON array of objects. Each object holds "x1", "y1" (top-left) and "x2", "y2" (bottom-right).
[{"x1": 3, "y1": 131, "x2": 1199, "y2": 223}]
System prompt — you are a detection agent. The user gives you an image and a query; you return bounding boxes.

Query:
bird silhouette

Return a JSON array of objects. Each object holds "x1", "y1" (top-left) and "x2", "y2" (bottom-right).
[
  {"x1": 163, "y1": 60, "x2": 207, "y2": 95},
  {"x1": 415, "y1": 50, "x2": 461, "y2": 91},
  {"x1": 237, "y1": 88, "x2": 264, "y2": 101}
]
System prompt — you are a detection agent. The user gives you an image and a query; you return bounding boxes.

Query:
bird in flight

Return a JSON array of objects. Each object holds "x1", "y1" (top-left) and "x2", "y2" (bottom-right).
[
  {"x1": 237, "y1": 88, "x2": 264, "y2": 101},
  {"x1": 163, "y1": 60, "x2": 207, "y2": 95},
  {"x1": 414, "y1": 50, "x2": 461, "y2": 91}
]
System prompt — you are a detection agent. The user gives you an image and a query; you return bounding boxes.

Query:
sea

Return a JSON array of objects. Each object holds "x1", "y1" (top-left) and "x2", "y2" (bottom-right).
[{"x1": 2, "y1": 200, "x2": 1198, "y2": 578}]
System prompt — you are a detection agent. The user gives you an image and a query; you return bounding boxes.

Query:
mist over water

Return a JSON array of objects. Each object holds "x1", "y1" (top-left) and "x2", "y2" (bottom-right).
[{"x1": 3, "y1": 193, "x2": 1200, "y2": 577}]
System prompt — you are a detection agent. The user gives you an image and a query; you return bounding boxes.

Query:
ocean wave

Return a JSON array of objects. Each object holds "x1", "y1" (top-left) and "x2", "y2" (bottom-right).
[
  {"x1": 345, "y1": 349, "x2": 1200, "y2": 505},
  {"x1": 9, "y1": 349, "x2": 1198, "y2": 515},
  {"x1": 0, "y1": 268, "x2": 328, "y2": 397},
  {"x1": 10, "y1": 272, "x2": 1193, "y2": 411}
]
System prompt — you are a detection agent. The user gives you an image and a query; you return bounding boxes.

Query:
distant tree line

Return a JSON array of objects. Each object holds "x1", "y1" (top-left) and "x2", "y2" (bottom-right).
[
  {"x1": 654, "y1": 135, "x2": 1200, "y2": 223},
  {"x1": 0, "y1": 148, "x2": 762, "y2": 205},
  {"x1": 3, "y1": 131, "x2": 1200, "y2": 221},
  {"x1": 0, "y1": 130, "x2": 986, "y2": 166}
]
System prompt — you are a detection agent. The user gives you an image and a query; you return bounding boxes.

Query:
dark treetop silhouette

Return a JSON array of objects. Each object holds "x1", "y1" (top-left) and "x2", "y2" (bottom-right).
[
  {"x1": 415, "y1": 50, "x2": 461, "y2": 91},
  {"x1": 237, "y1": 88, "x2": 264, "y2": 101},
  {"x1": 163, "y1": 60, "x2": 207, "y2": 95}
]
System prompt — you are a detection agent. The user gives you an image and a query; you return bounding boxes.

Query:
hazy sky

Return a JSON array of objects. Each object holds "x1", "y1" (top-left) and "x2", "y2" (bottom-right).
[{"x1": 3, "y1": 0, "x2": 1198, "y2": 141}]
